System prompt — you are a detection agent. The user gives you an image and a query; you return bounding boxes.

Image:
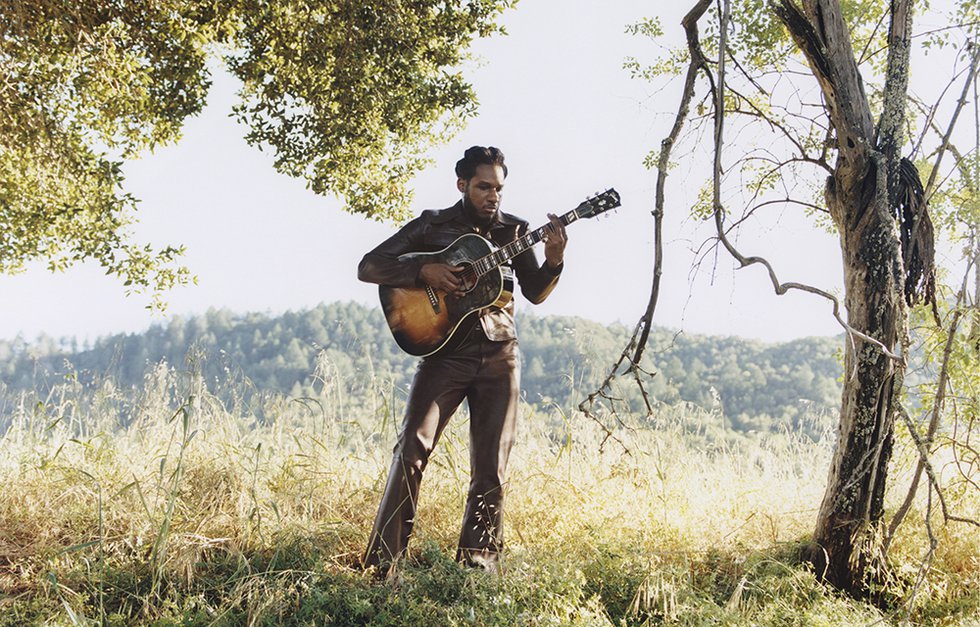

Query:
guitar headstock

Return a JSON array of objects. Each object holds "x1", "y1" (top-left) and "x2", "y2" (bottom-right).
[{"x1": 576, "y1": 188, "x2": 621, "y2": 219}]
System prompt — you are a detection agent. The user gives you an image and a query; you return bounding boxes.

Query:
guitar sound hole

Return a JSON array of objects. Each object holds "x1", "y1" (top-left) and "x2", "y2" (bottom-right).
[{"x1": 456, "y1": 263, "x2": 478, "y2": 293}]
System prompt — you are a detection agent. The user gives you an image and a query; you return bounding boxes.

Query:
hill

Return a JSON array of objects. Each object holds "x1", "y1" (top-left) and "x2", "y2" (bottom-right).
[{"x1": 0, "y1": 301, "x2": 843, "y2": 437}]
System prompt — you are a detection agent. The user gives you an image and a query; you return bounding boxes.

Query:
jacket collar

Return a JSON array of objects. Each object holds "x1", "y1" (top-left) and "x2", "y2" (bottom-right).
[{"x1": 431, "y1": 200, "x2": 522, "y2": 228}]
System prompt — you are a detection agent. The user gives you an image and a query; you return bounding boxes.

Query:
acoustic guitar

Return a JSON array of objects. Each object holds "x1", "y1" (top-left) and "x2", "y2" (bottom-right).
[{"x1": 379, "y1": 189, "x2": 621, "y2": 356}]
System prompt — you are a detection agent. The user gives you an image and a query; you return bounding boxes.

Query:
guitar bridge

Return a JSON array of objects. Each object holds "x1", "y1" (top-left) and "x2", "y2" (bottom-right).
[{"x1": 425, "y1": 285, "x2": 441, "y2": 313}]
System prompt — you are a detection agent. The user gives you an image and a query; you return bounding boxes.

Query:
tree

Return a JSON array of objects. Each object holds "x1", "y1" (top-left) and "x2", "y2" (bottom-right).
[
  {"x1": 608, "y1": 0, "x2": 980, "y2": 598},
  {"x1": 766, "y1": 0, "x2": 926, "y2": 595},
  {"x1": 0, "y1": 0, "x2": 513, "y2": 305}
]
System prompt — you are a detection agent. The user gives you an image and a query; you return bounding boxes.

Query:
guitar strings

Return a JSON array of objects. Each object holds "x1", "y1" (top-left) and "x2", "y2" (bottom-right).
[
  {"x1": 447, "y1": 191, "x2": 616, "y2": 292},
  {"x1": 457, "y1": 213, "x2": 575, "y2": 284},
  {"x1": 453, "y1": 193, "x2": 617, "y2": 284}
]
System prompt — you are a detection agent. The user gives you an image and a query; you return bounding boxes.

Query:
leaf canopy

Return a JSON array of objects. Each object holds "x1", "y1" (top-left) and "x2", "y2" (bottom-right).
[{"x1": 0, "y1": 0, "x2": 513, "y2": 305}]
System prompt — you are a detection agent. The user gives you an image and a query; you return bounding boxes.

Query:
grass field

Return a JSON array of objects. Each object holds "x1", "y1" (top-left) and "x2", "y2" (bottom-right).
[{"x1": 0, "y1": 364, "x2": 977, "y2": 625}]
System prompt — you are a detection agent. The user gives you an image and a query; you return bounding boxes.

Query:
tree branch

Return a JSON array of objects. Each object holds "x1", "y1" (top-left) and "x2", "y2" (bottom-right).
[
  {"x1": 579, "y1": 0, "x2": 714, "y2": 435},
  {"x1": 886, "y1": 254, "x2": 977, "y2": 548},
  {"x1": 909, "y1": 61, "x2": 973, "y2": 160},
  {"x1": 726, "y1": 85, "x2": 833, "y2": 173},
  {"x1": 876, "y1": 0, "x2": 914, "y2": 174},
  {"x1": 922, "y1": 44, "x2": 980, "y2": 202},
  {"x1": 897, "y1": 403, "x2": 980, "y2": 529},
  {"x1": 632, "y1": 0, "x2": 715, "y2": 367},
  {"x1": 774, "y1": 0, "x2": 875, "y2": 171}
]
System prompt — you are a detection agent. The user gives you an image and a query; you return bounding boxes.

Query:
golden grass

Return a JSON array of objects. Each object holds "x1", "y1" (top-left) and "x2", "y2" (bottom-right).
[{"x1": 0, "y1": 367, "x2": 977, "y2": 625}]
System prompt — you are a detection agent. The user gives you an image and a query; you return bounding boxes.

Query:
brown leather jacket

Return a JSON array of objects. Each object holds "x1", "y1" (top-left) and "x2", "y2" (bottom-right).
[{"x1": 358, "y1": 201, "x2": 562, "y2": 341}]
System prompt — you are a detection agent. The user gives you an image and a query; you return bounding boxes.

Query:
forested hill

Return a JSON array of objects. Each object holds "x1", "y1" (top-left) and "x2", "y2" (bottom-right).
[{"x1": 0, "y1": 301, "x2": 842, "y2": 434}]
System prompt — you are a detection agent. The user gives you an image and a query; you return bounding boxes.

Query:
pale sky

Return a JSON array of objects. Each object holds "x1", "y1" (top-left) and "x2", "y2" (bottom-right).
[{"x1": 0, "y1": 1, "x2": 970, "y2": 344}]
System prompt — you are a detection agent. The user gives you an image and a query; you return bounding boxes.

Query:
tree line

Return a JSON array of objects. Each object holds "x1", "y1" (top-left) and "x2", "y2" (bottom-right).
[{"x1": 0, "y1": 301, "x2": 843, "y2": 437}]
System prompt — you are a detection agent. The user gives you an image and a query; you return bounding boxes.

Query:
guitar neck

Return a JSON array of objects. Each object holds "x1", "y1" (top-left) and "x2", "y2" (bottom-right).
[{"x1": 474, "y1": 208, "x2": 581, "y2": 277}]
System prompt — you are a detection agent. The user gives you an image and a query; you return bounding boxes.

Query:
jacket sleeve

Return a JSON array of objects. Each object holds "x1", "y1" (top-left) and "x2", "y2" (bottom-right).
[
  {"x1": 511, "y1": 223, "x2": 562, "y2": 305},
  {"x1": 357, "y1": 216, "x2": 427, "y2": 287}
]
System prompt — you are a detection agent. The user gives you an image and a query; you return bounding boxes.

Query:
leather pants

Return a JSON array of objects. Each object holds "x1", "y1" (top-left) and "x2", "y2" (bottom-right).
[{"x1": 363, "y1": 325, "x2": 520, "y2": 575}]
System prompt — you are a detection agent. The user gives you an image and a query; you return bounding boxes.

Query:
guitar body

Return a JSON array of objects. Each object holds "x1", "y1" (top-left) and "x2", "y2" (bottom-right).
[{"x1": 379, "y1": 233, "x2": 514, "y2": 357}]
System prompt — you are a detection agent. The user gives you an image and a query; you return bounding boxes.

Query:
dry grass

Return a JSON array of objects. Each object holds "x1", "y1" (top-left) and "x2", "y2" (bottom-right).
[{"x1": 0, "y1": 364, "x2": 977, "y2": 625}]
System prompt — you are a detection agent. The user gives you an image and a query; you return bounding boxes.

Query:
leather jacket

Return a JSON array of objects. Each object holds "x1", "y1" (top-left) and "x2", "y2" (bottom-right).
[{"x1": 358, "y1": 201, "x2": 562, "y2": 341}]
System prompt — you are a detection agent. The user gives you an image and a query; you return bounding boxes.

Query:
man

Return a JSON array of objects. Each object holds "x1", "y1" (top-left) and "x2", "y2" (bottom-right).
[{"x1": 358, "y1": 145, "x2": 567, "y2": 578}]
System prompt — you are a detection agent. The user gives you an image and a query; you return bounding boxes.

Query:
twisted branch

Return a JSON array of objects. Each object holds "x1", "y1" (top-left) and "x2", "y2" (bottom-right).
[{"x1": 579, "y1": 0, "x2": 714, "y2": 440}]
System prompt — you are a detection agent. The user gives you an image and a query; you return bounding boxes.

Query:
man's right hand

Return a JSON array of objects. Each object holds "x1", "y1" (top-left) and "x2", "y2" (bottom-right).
[{"x1": 419, "y1": 263, "x2": 466, "y2": 296}]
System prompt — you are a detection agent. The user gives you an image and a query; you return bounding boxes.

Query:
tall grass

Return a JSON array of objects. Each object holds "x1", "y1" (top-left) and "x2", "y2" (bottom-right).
[{"x1": 0, "y1": 359, "x2": 976, "y2": 625}]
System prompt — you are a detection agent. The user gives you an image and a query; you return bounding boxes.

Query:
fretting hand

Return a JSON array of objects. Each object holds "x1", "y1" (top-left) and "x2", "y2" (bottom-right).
[{"x1": 542, "y1": 213, "x2": 567, "y2": 269}]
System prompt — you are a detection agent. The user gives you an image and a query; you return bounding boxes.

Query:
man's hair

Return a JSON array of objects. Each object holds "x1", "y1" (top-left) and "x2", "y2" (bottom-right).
[{"x1": 455, "y1": 146, "x2": 508, "y2": 180}]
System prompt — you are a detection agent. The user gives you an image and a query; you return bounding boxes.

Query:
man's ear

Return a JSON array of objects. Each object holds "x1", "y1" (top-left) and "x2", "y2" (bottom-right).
[{"x1": 456, "y1": 178, "x2": 466, "y2": 194}]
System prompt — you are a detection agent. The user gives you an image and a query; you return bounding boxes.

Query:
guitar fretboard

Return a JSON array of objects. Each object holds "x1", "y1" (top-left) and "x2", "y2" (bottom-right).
[{"x1": 471, "y1": 209, "x2": 580, "y2": 277}]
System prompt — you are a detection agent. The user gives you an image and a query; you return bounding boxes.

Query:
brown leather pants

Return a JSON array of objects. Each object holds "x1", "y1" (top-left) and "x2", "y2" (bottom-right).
[{"x1": 363, "y1": 326, "x2": 520, "y2": 575}]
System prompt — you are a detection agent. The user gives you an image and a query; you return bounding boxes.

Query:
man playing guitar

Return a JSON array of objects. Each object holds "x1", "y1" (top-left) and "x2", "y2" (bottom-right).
[{"x1": 358, "y1": 145, "x2": 567, "y2": 579}]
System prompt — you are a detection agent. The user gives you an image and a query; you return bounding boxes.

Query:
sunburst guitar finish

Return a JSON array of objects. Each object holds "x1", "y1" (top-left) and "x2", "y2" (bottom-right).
[{"x1": 380, "y1": 234, "x2": 512, "y2": 357}]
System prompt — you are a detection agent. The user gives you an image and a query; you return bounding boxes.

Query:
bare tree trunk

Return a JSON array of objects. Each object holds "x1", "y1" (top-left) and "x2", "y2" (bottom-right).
[
  {"x1": 773, "y1": 0, "x2": 913, "y2": 595},
  {"x1": 813, "y1": 175, "x2": 905, "y2": 592}
]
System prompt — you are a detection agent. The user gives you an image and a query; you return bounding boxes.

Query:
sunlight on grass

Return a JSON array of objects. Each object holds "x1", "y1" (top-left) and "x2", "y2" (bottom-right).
[{"x1": 0, "y1": 363, "x2": 976, "y2": 625}]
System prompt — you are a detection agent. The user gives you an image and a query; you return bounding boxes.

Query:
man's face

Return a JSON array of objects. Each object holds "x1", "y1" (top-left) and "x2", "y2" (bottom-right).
[{"x1": 458, "y1": 164, "x2": 505, "y2": 227}]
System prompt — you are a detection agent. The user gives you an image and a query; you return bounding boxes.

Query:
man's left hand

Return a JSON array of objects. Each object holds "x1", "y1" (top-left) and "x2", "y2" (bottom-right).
[{"x1": 542, "y1": 213, "x2": 567, "y2": 269}]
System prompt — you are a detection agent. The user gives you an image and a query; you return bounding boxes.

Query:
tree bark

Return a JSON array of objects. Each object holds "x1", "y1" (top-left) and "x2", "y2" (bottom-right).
[
  {"x1": 773, "y1": 0, "x2": 912, "y2": 595},
  {"x1": 813, "y1": 162, "x2": 905, "y2": 593}
]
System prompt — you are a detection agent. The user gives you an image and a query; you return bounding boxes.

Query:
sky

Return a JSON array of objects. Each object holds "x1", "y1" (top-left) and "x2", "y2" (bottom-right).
[{"x1": 0, "y1": 1, "x2": 970, "y2": 345}]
